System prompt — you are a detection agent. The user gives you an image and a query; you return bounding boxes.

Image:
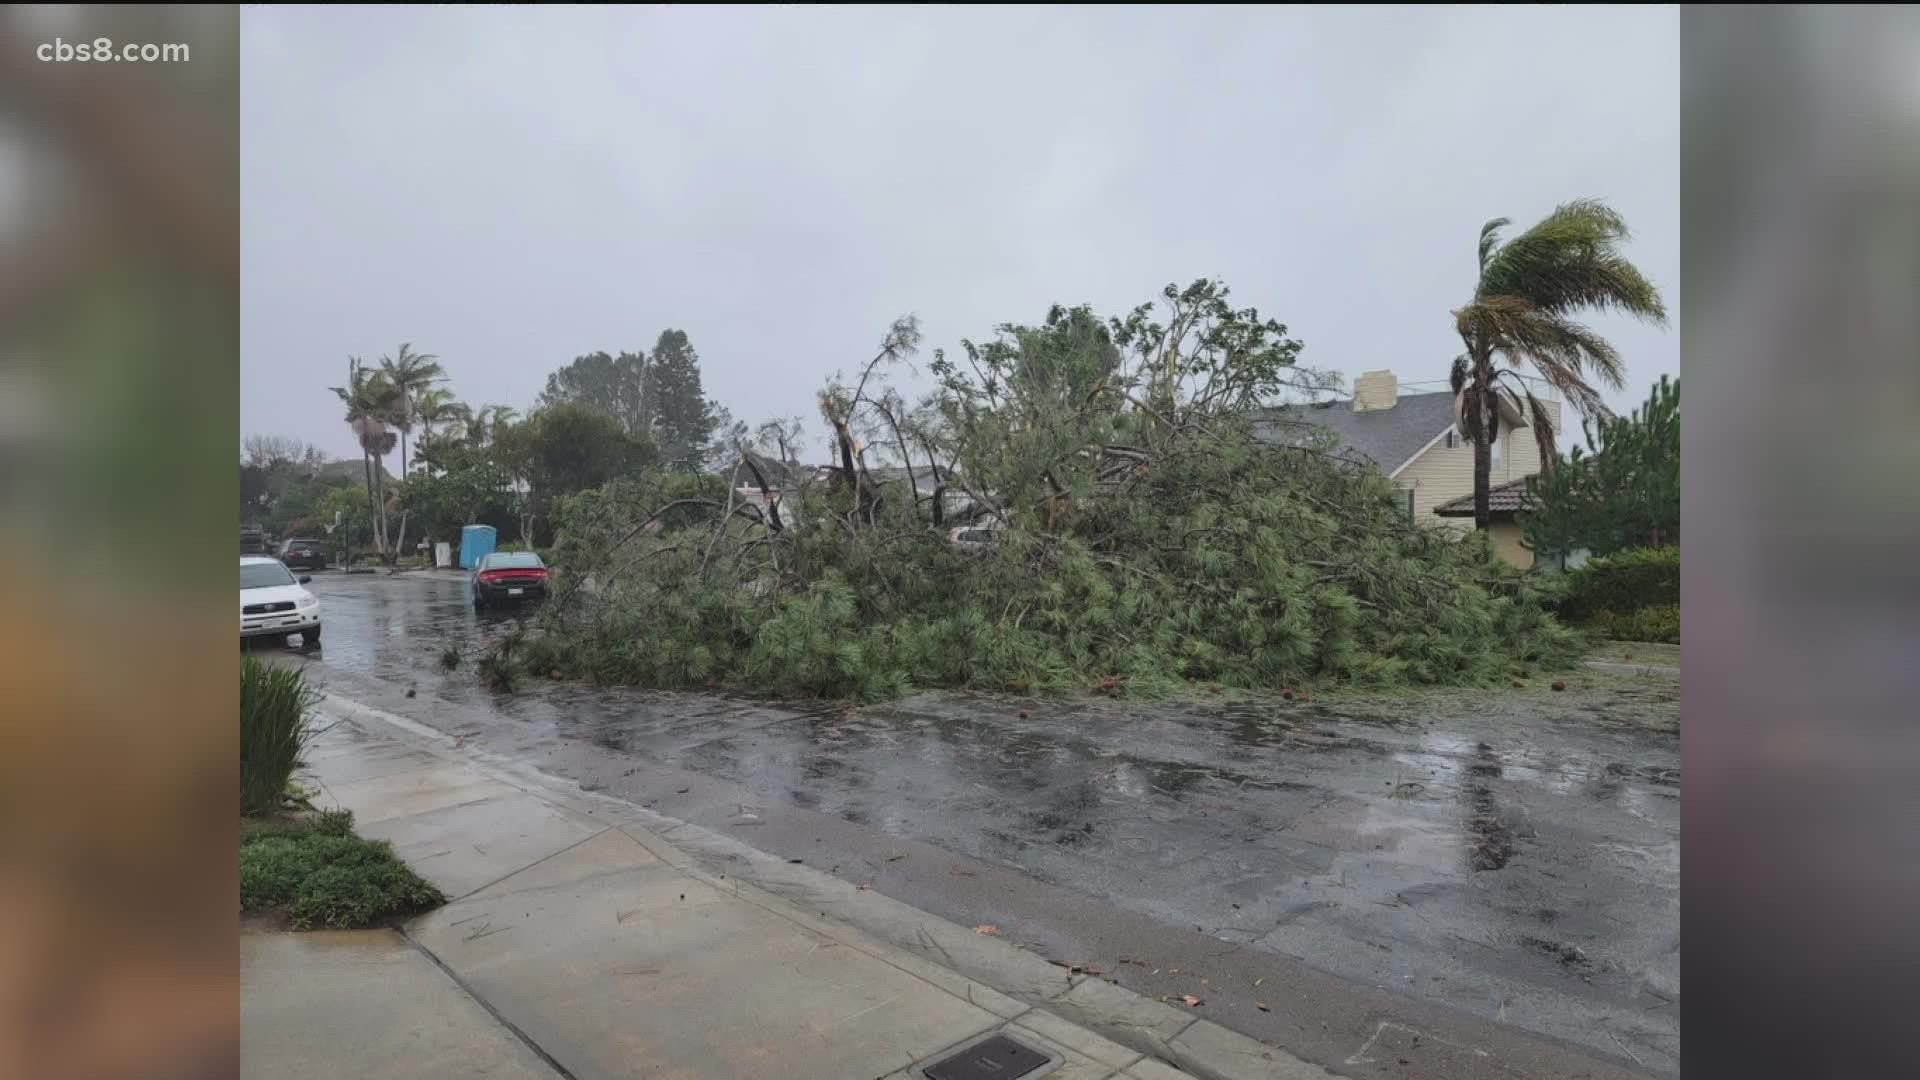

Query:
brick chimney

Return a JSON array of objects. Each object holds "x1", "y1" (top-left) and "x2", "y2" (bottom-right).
[{"x1": 1352, "y1": 370, "x2": 1397, "y2": 412}]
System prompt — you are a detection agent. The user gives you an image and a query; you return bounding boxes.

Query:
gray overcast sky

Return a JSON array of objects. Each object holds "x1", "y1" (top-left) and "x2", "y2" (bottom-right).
[{"x1": 241, "y1": 5, "x2": 1677, "y2": 462}]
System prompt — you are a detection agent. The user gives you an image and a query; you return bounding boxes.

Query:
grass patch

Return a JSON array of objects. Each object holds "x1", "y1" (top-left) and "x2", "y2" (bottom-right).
[
  {"x1": 439, "y1": 644, "x2": 462, "y2": 670},
  {"x1": 240, "y1": 656, "x2": 322, "y2": 815},
  {"x1": 240, "y1": 810, "x2": 442, "y2": 930}
]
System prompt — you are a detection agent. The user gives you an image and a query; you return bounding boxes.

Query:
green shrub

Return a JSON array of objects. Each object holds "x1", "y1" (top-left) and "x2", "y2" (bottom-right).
[
  {"x1": 477, "y1": 630, "x2": 521, "y2": 692},
  {"x1": 1560, "y1": 547, "x2": 1679, "y2": 621},
  {"x1": 240, "y1": 811, "x2": 442, "y2": 929},
  {"x1": 1587, "y1": 604, "x2": 1680, "y2": 644},
  {"x1": 240, "y1": 657, "x2": 320, "y2": 815}
]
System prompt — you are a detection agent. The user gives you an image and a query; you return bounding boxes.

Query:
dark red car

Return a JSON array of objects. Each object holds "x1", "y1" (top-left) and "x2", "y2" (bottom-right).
[
  {"x1": 471, "y1": 550, "x2": 549, "y2": 610},
  {"x1": 278, "y1": 537, "x2": 328, "y2": 571}
]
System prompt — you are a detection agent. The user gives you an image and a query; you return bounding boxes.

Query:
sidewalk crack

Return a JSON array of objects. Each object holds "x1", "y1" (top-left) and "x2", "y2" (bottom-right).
[
  {"x1": 451, "y1": 826, "x2": 611, "y2": 902},
  {"x1": 399, "y1": 930, "x2": 580, "y2": 1080}
]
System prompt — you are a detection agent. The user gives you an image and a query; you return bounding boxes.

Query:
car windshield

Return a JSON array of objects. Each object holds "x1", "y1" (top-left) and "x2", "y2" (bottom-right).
[
  {"x1": 240, "y1": 561, "x2": 296, "y2": 589},
  {"x1": 487, "y1": 552, "x2": 543, "y2": 569}
]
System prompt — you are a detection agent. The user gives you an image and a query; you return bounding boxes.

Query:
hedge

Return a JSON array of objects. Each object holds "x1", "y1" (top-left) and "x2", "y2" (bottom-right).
[
  {"x1": 1560, "y1": 547, "x2": 1679, "y2": 622},
  {"x1": 1585, "y1": 604, "x2": 1679, "y2": 645}
]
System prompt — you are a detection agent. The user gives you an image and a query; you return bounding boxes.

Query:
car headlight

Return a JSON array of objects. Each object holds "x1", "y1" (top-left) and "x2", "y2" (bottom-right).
[{"x1": 298, "y1": 594, "x2": 319, "y2": 609}]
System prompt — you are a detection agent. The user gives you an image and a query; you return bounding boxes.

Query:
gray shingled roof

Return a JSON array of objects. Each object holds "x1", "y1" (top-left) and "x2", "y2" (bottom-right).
[
  {"x1": 1252, "y1": 390, "x2": 1459, "y2": 472},
  {"x1": 730, "y1": 451, "x2": 815, "y2": 490}
]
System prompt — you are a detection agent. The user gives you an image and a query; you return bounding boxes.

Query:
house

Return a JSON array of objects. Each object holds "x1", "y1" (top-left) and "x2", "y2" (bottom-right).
[
  {"x1": 728, "y1": 452, "x2": 830, "y2": 527},
  {"x1": 862, "y1": 465, "x2": 984, "y2": 522},
  {"x1": 317, "y1": 458, "x2": 394, "y2": 486},
  {"x1": 727, "y1": 454, "x2": 988, "y2": 529},
  {"x1": 1254, "y1": 369, "x2": 1559, "y2": 568},
  {"x1": 1431, "y1": 480, "x2": 1590, "y2": 572}
]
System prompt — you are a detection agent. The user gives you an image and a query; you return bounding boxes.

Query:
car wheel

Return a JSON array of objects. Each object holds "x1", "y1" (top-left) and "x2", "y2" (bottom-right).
[
  {"x1": 473, "y1": 592, "x2": 487, "y2": 611},
  {"x1": 306, "y1": 623, "x2": 321, "y2": 646},
  {"x1": 276, "y1": 634, "x2": 293, "y2": 648}
]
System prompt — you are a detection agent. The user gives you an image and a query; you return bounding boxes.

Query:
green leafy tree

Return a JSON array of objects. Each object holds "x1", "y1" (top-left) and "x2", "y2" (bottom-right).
[
  {"x1": 1106, "y1": 279, "x2": 1328, "y2": 429},
  {"x1": 1452, "y1": 199, "x2": 1667, "y2": 530},
  {"x1": 404, "y1": 438, "x2": 517, "y2": 545},
  {"x1": 521, "y1": 403, "x2": 658, "y2": 497},
  {"x1": 1522, "y1": 375, "x2": 1678, "y2": 557},
  {"x1": 539, "y1": 350, "x2": 650, "y2": 434},
  {"x1": 536, "y1": 335, "x2": 731, "y2": 471},
  {"x1": 494, "y1": 403, "x2": 658, "y2": 543},
  {"x1": 512, "y1": 285, "x2": 1579, "y2": 702}
]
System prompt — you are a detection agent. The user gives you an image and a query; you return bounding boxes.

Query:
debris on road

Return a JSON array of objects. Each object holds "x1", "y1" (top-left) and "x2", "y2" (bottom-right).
[
  {"x1": 1181, "y1": 994, "x2": 1203, "y2": 1007},
  {"x1": 973, "y1": 925, "x2": 1000, "y2": 936}
]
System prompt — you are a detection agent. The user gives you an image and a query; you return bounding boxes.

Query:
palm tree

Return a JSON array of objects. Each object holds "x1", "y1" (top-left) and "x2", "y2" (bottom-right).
[
  {"x1": 1452, "y1": 199, "x2": 1666, "y2": 531},
  {"x1": 330, "y1": 357, "x2": 401, "y2": 556},
  {"x1": 411, "y1": 388, "x2": 470, "y2": 462},
  {"x1": 463, "y1": 404, "x2": 519, "y2": 448},
  {"x1": 378, "y1": 343, "x2": 444, "y2": 478}
]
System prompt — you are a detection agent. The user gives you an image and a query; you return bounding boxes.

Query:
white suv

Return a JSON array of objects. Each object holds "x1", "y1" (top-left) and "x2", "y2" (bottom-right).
[{"x1": 240, "y1": 555, "x2": 322, "y2": 646}]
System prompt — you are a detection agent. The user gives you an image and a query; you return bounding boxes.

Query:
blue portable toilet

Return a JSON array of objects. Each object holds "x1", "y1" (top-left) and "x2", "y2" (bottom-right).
[{"x1": 459, "y1": 524, "x2": 497, "y2": 570}]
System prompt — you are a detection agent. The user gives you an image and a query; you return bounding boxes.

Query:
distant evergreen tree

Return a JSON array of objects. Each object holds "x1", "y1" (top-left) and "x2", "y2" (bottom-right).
[
  {"x1": 1522, "y1": 375, "x2": 1679, "y2": 557},
  {"x1": 538, "y1": 350, "x2": 650, "y2": 435},
  {"x1": 537, "y1": 334, "x2": 726, "y2": 471},
  {"x1": 647, "y1": 329, "x2": 722, "y2": 471}
]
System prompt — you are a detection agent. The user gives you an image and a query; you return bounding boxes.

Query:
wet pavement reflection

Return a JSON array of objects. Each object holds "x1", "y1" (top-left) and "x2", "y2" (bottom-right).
[{"x1": 294, "y1": 571, "x2": 1682, "y2": 1074}]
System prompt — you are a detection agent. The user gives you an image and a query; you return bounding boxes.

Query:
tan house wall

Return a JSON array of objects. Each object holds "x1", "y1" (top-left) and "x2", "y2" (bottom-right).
[
  {"x1": 1392, "y1": 398, "x2": 1560, "y2": 536},
  {"x1": 1489, "y1": 522, "x2": 1535, "y2": 569}
]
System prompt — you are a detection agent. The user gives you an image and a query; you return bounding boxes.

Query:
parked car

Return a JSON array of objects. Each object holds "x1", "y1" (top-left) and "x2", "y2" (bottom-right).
[
  {"x1": 948, "y1": 524, "x2": 1001, "y2": 550},
  {"x1": 472, "y1": 550, "x2": 550, "y2": 610},
  {"x1": 240, "y1": 524, "x2": 270, "y2": 555},
  {"x1": 240, "y1": 555, "x2": 320, "y2": 646},
  {"x1": 278, "y1": 537, "x2": 328, "y2": 570}
]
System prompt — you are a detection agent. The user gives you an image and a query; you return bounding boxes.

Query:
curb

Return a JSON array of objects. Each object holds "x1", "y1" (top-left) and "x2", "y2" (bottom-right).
[{"x1": 316, "y1": 692, "x2": 1341, "y2": 1080}]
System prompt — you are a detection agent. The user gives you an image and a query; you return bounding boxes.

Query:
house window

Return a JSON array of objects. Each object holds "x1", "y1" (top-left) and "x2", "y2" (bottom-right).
[
  {"x1": 1445, "y1": 429, "x2": 1458, "y2": 450},
  {"x1": 1490, "y1": 427, "x2": 1504, "y2": 469}
]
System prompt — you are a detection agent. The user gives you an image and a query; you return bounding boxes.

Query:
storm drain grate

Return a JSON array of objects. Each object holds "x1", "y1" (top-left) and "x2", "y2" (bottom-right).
[{"x1": 922, "y1": 1034, "x2": 1051, "y2": 1080}]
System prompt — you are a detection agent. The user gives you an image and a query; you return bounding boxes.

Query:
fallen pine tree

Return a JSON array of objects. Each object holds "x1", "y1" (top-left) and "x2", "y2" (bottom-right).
[{"x1": 499, "y1": 282, "x2": 1582, "y2": 700}]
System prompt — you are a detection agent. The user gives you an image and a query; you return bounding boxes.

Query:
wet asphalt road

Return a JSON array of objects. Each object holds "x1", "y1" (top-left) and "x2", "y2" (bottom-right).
[{"x1": 281, "y1": 571, "x2": 1680, "y2": 1078}]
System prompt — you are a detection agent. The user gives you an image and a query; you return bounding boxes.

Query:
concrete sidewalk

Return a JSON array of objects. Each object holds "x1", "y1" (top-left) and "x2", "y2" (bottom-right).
[{"x1": 241, "y1": 693, "x2": 1334, "y2": 1080}]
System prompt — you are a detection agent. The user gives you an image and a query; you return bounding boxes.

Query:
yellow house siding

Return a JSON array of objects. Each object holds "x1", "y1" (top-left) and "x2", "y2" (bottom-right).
[
  {"x1": 1392, "y1": 401, "x2": 1559, "y2": 533},
  {"x1": 1394, "y1": 433, "x2": 1477, "y2": 532},
  {"x1": 1489, "y1": 522, "x2": 1535, "y2": 569}
]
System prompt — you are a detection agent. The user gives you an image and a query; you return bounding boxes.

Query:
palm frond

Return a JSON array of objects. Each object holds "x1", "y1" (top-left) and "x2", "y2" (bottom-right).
[
  {"x1": 1475, "y1": 199, "x2": 1666, "y2": 323},
  {"x1": 1478, "y1": 218, "x2": 1510, "y2": 271},
  {"x1": 1462, "y1": 296, "x2": 1624, "y2": 421}
]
